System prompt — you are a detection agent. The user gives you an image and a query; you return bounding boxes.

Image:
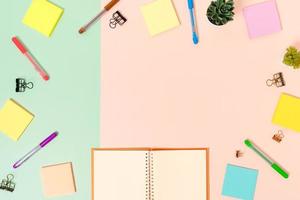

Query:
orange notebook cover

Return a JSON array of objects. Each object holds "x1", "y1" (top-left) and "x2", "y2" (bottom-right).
[{"x1": 92, "y1": 148, "x2": 209, "y2": 200}]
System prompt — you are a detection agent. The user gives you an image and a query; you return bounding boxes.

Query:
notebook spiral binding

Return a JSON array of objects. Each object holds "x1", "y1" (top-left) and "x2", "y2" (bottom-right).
[
  {"x1": 150, "y1": 152, "x2": 154, "y2": 200},
  {"x1": 145, "y1": 151, "x2": 154, "y2": 200}
]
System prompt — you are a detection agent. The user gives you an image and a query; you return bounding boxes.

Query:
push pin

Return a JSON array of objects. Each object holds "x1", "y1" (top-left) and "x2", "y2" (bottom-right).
[
  {"x1": 235, "y1": 150, "x2": 243, "y2": 158},
  {"x1": 272, "y1": 130, "x2": 284, "y2": 143},
  {"x1": 266, "y1": 72, "x2": 285, "y2": 87},
  {"x1": 15, "y1": 78, "x2": 33, "y2": 92},
  {"x1": 0, "y1": 174, "x2": 15, "y2": 192},
  {"x1": 109, "y1": 11, "x2": 127, "y2": 29}
]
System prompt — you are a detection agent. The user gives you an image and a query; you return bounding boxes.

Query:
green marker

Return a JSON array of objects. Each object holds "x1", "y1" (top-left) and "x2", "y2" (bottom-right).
[{"x1": 244, "y1": 139, "x2": 289, "y2": 179}]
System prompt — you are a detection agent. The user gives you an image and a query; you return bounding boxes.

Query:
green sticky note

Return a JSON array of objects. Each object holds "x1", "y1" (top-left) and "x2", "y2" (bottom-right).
[{"x1": 222, "y1": 164, "x2": 258, "y2": 200}]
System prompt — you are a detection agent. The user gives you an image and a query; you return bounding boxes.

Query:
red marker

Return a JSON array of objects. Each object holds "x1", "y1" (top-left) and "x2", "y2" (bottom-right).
[{"x1": 12, "y1": 36, "x2": 49, "y2": 81}]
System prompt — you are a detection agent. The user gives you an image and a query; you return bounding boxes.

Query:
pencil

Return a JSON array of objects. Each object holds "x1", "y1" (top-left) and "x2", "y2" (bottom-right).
[{"x1": 79, "y1": 0, "x2": 120, "y2": 34}]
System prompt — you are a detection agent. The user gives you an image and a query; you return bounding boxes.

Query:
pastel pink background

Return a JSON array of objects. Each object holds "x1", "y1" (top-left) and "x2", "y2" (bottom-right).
[{"x1": 100, "y1": 0, "x2": 300, "y2": 199}]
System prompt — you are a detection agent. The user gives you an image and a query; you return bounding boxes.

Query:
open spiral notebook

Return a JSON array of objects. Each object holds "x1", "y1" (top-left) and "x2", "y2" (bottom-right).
[{"x1": 92, "y1": 148, "x2": 209, "y2": 200}]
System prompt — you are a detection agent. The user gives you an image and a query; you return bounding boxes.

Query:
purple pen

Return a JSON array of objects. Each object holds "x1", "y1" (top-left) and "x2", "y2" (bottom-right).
[{"x1": 13, "y1": 131, "x2": 58, "y2": 169}]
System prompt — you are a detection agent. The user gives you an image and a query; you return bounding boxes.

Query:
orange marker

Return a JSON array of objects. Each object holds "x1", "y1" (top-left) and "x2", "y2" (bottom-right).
[{"x1": 79, "y1": 0, "x2": 120, "y2": 34}]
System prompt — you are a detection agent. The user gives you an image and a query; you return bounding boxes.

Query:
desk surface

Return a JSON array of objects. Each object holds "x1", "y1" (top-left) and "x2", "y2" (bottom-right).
[
  {"x1": 100, "y1": 0, "x2": 300, "y2": 199},
  {"x1": 0, "y1": 0, "x2": 100, "y2": 199}
]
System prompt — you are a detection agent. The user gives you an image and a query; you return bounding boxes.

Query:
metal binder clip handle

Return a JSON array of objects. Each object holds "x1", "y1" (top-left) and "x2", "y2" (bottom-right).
[
  {"x1": 266, "y1": 79, "x2": 275, "y2": 87},
  {"x1": 277, "y1": 130, "x2": 284, "y2": 138},
  {"x1": 109, "y1": 18, "x2": 118, "y2": 29},
  {"x1": 25, "y1": 82, "x2": 34, "y2": 89}
]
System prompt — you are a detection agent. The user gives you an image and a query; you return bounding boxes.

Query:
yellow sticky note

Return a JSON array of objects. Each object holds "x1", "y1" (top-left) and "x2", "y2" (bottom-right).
[
  {"x1": 272, "y1": 93, "x2": 300, "y2": 132},
  {"x1": 22, "y1": 0, "x2": 64, "y2": 37},
  {"x1": 141, "y1": 0, "x2": 180, "y2": 36},
  {"x1": 0, "y1": 99, "x2": 34, "y2": 141}
]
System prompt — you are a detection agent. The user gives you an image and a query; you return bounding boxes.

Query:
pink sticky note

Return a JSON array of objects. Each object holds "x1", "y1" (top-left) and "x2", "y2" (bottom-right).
[{"x1": 243, "y1": 0, "x2": 282, "y2": 39}]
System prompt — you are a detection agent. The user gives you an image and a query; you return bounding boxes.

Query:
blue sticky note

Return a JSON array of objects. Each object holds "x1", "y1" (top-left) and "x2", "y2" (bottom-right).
[{"x1": 222, "y1": 164, "x2": 258, "y2": 200}]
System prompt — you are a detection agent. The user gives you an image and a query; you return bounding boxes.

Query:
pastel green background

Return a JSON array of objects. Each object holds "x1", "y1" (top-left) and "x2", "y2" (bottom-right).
[{"x1": 0, "y1": 0, "x2": 100, "y2": 199}]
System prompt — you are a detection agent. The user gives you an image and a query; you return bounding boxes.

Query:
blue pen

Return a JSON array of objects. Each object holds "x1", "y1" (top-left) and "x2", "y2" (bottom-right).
[{"x1": 188, "y1": 0, "x2": 199, "y2": 44}]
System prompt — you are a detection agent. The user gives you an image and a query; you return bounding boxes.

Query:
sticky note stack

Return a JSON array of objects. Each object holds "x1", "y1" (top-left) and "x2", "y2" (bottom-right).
[
  {"x1": 22, "y1": 0, "x2": 64, "y2": 37},
  {"x1": 0, "y1": 99, "x2": 34, "y2": 141},
  {"x1": 41, "y1": 162, "x2": 77, "y2": 197},
  {"x1": 141, "y1": 0, "x2": 180, "y2": 36},
  {"x1": 272, "y1": 93, "x2": 300, "y2": 132}
]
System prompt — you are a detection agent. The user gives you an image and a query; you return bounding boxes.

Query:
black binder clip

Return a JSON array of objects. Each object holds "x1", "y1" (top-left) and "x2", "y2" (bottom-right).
[
  {"x1": 0, "y1": 174, "x2": 15, "y2": 192},
  {"x1": 109, "y1": 11, "x2": 127, "y2": 29},
  {"x1": 266, "y1": 72, "x2": 285, "y2": 87},
  {"x1": 15, "y1": 78, "x2": 33, "y2": 92}
]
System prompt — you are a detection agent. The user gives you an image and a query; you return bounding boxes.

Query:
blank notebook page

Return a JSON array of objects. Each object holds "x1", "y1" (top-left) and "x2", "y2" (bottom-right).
[
  {"x1": 93, "y1": 150, "x2": 147, "y2": 200},
  {"x1": 152, "y1": 150, "x2": 207, "y2": 200}
]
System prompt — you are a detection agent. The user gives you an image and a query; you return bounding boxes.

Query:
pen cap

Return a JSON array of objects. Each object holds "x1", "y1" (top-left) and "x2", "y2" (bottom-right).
[
  {"x1": 244, "y1": 139, "x2": 253, "y2": 148},
  {"x1": 40, "y1": 132, "x2": 58, "y2": 147},
  {"x1": 104, "y1": 0, "x2": 120, "y2": 11},
  {"x1": 188, "y1": 0, "x2": 194, "y2": 9},
  {"x1": 271, "y1": 163, "x2": 289, "y2": 179},
  {"x1": 12, "y1": 37, "x2": 27, "y2": 54}
]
